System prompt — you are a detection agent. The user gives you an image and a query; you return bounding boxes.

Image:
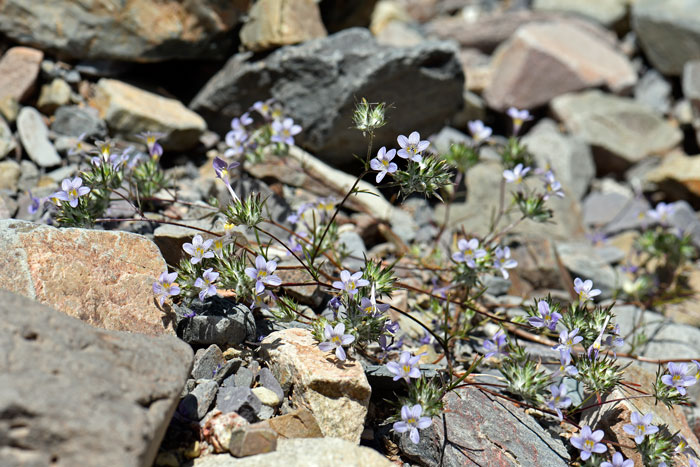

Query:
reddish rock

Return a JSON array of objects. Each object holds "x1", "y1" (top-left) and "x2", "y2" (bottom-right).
[
  {"x1": 0, "y1": 46, "x2": 43, "y2": 103},
  {"x1": 262, "y1": 408, "x2": 323, "y2": 439},
  {"x1": 260, "y1": 328, "x2": 371, "y2": 443},
  {"x1": 0, "y1": 219, "x2": 175, "y2": 335},
  {"x1": 485, "y1": 21, "x2": 636, "y2": 110}
]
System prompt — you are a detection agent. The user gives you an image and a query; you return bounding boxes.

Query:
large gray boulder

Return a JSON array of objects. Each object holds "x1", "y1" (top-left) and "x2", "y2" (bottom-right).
[
  {"x1": 0, "y1": 291, "x2": 193, "y2": 467},
  {"x1": 190, "y1": 28, "x2": 464, "y2": 166},
  {"x1": 0, "y1": 0, "x2": 249, "y2": 62}
]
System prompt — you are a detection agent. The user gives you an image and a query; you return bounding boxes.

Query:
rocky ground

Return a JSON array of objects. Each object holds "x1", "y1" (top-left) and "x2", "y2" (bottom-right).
[{"x1": 4, "y1": 0, "x2": 700, "y2": 466}]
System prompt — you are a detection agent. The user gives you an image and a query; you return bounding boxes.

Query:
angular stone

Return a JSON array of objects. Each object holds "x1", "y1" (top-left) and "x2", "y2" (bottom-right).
[
  {"x1": 240, "y1": 0, "x2": 327, "y2": 52},
  {"x1": 0, "y1": 219, "x2": 175, "y2": 335},
  {"x1": 0, "y1": 192, "x2": 17, "y2": 218},
  {"x1": 265, "y1": 408, "x2": 322, "y2": 439},
  {"x1": 485, "y1": 21, "x2": 636, "y2": 110},
  {"x1": 179, "y1": 380, "x2": 219, "y2": 420},
  {"x1": 260, "y1": 328, "x2": 371, "y2": 443},
  {"x1": 191, "y1": 28, "x2": 463, "y2": 166},
  {"x1": 216, "y1": 387, "x2": 262, "y2": 423},
  {"x1": 0, "y1": 114, "x2": 15, "y2": 159},
  {"x1": 635, "y1": 69, "x2": 672, "y2": 115},
  {"x1": 192, "y1": 344, "x2": 226, "y2": 380},
  {"x1": 394, "y1": 387, "x2": 570, "y2": 466},
  {"x1": 0, "y1": 159, "x2": 20, "y2": 192},
  {"x1": 52, "y1": 105, "x2": 108, "y2": 138},
  {"x1": 0, "y1": 46, "x2": 43, "y2": 102},
  {"x1": 232, "y1": 366, "x2": 254, "y2": 389},
  {"x1": 632, "y1": 0, "x2": 700, "y2": 76},
  {"x1": 521, "y1": 118, "x2": 594, "y2": 200},
  {"x1": 176, "y1": 299, "x2": 256, "y2": 347},
  {"x1": 668, "y1": 200, "x2": 700, "y2": 249},
  {"x1": 582, "y1": 365, "x2": 700, "y2": 465},
  {"x1": 0, "y1": 291, "x2": 193, "y2": 467},
  {"x1": 645, "y1": 151, "x2": 700, "y2": 199},
  {"x1": 258, "y1": 367, "x2": 285, "y2": 403},
  {"x1": 91, "y1": 78, "x2": 206, "y2": 150},
  {"x1": 193, "y1": 438, "x2": 394, "y2": 467},
  {"x1": 551, "y1": 90, "x2": 682, "y2": 169},
  {"x1": 532, "y1": 0, "x2": 627, "y2": 27},
  {"x1": 683, "y1": 61, "x2": 700, "y2": 147},
  {"x1": 0, "y1": 0, "x2": 249, "y2": 62},
  {"x1": 229, "y1": 426, "x2": 278, "y2": 457},
  {"x1": 37, "y1": 78, "x2": 71, "y2": 114},
  {"x1": 17, "y1": 106, "x2": 61, "y2": 167},
  {"x1": 582, "y1": 191, "x2": 650, "y2": 234}
]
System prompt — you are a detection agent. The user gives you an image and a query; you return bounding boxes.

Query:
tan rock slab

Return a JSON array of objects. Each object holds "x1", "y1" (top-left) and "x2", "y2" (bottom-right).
[
  {"x1": 260, "y1": 328, "x2": 371, "y2": 443},
  {"x1": 0, "y1": 46, "x2": 43, "y2": 102},
  {"x1": 228, "y1": 426, "x2": 277, "y2": 457},
  {"x1": 485, "y1": 21, "x2": 636, "y2": 110},
  {"x1": 0, "y1": 219, "x2": 175, "y2": 335},
  {"x1": 91, "y1": 78, "x2": 206, "y2": 150},
  {"x1": 646, "y1": 151, "x2": 700, "y2": 197},
  {"x1": 240, "y1": 0, "x2": 327, "y2": 52}
]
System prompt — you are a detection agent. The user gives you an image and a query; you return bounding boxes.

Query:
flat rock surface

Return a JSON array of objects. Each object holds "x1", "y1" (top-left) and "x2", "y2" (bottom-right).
[
  {"x1": 260, "y1": 328, "x2": 371, "y2": 443},
  {"x1": 0, "y1": 219, "x2": 175, "y2": 335},
  {"x1": 0, "y1": 290, "x2": 193, "y2": 467}
]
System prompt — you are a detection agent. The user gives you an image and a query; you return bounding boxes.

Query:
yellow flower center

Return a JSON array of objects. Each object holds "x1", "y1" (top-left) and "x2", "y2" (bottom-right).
[
  {"x1": 584, "y1": 440, "x2": 594, "y2": 451},
  {"x1": 331, "y1": 335, "x2": 341, "y2": 344},
  {"x1": 382, "y1": 159, "x2": 389, "y2": 167},
  {"x1": 147, "y1": 136, "x2": 156, "y2": 145},
  {"x1": 407, "y1": 417, "x2": 416, "y2": 424},
  {"x1": 403, "y1": 365, "x2": 410, "y2": 373}
]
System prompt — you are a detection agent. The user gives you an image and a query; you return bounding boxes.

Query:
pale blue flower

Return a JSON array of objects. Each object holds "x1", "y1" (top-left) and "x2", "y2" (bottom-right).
[
  {"x1": 528, "y1": 300, "x2": 561, "y2": 331},
  {"x1": 370, "y1": 146, "x2": 398, "y2": 183},
  {"x1": 623, "y1": 411, "x2": 658, "y2": 444},
  {"x1": 245, "y1": 255, "x2": 282, "y2": 294},
  {"x1": 138, "y1": 131, "x2": 165, "y2": 158},
  {"x1": 574, "y1": 277, "x2": 601, "y2": 303},
  {"x1": 153, "y1": 271, "x2": 179, "y2": 306},
  {"x1": 332, "y1": 270, "x2": 369, "y2": 296},
  {"x1": 194, "y1": 268, "x2": 219, "y2": 301},
  {"x1": 386, "y1": 351, "x2": 422, "y2": 383},
  {"x1": 547, "y1": 382, "x2": 571, "y2": 421},
  {"x1": 553, "y1": 328, "x2": 582, "y2": 360},
  {"x1": 647, "y1": 202, "x2": 675, "y2": 226},
  {"x1": 601, "y1": 451, "x2": 634, "y2": 467},
  {"x1": 468, "y1": 120, "x2": 492, "y2": 142},
  {"x1": 318, "y1": 322, "x2": 355, "y2": 361},
  {"x1": 571, "y1": 425, "x2": 606, "y2": 461},
  {"x1": 252, "y1": 99, "x2": 274, "y2": 119},
  {"x1": 452, "y1": 238, "x2": 486, "y2": 268},
  {"x1": 53, "y1": 177, "x2": 90, "y2": 208},
  {"x1": 271, "y1": 117, "x2": 302, "y2": 145},
  {"x1": 397, "y1": 131, "x2": 429, "y2": 163},
  {"x1": 507, "y1": 107, "x2": 532, "y2": 135},
  {"x1": 360, "y1": 297, "x2": 390, "y2": 316},
  {"x1": 552, "y1": 351, "x2": 578, "y2": 378},
  {"x1": 483, "y1": 330, "x2": 508, "y2": 358},
  {"x1": 542, "y1": 170, "x2": 564, "y2": 199},
  {"x1": 393, "y1": 404, "x2": 432, "y2": 444},
  {"x1": 494, "y1": 246, "x2": 517, "y2": 279},
  {"x1": 662, "y1": 362, "x2": 696, "y2": 395},
  {"x1": 183, "y1": 234, "x2": 215, "y2": 265},
  {"x1": 503, "y1": 163, "x2": 530, "y2": 184},
  {"x1": 224, "y1": 128, "x2": 248, "y2": 158}
]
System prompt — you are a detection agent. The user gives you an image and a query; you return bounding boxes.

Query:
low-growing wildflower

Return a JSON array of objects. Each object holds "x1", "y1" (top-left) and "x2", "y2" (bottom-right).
[
  {"x1": 252, "y1": 99, "x2": 274, "y2": 119},
  {"x1": 397, "y1": 131, "x2": 429, "y2": 162},
  {"x1": 53, "y1": 177, "x2": 90, "y2": 208},
  {"x1": 183, "y1": 234, "x2": 214, "y2": 265},
  {"x1": 452, "y1": 238, "x2": 486, "y2": 268},
  {"x1": 138, "y1": 131, "x2": 165, "y2": 159},
  {"x1": 468, "y1": 120, "x2": 492, "y2": 143},
  {"x1": 623, "y1": 411, "x2": 659, "y2": 444},
  {"x1": 647, "y1": 202, "x2": 674, "y2": 226},
  {"x1": 553, "y1": 328, "x2": 582, "y2": 360},
  {"x1": 386, "y1": 351, "x2": 422, "y2": 383},
  {"x1": 546, "y1": 382, "x2": 571, "y2": 421},
  {"x1": 318, "y1": 322, "x2": 355, "y2": 361},
  {"x1": 271, "y1": 117, "x2": 302, "y2": 145},
  {"x1": 601, "y1": 451, "x2": 634, "y2": 467},
  {"x1": 360, "y1": 296, "x2": 390, "y2": 316},
  {"x1": 224, "y1": 128, "x2": 248, "y2": 158},
  {"x1": 502, "y1": 163, "x2": 530, "y2": 184},
  {"x1": 573, "y1": 277, "x2": 601, "y2": 303},
  {"x1": 245, "y1": 255, "x2": 282, "y2": 294},
  {"x1": 393, "y1": 404, "x2": 432, "y2": 444},
  {"x1": 194, "y1": 268, "x2": 219, "y2": 301},
  {"x1": 507, "y1": 107, "x2": 533, "y2": 135},
  {"x1": 494, "y1": 246, "x2": 517, "y2": 279},
  {"x1": 484, "y1": 330, "x2": 508, "y2": 358},
  {"x1": 571, "y1": 425, "x2": 607, "y2": 461},
  {"x1": 213, "y1": 156, "x2": 240, "y2": 185},
  {"x1": 528, "y1": 300, "x2": 561, "y2": 331},
  {"x1": 153, "y1": 271, "x2": 180, "y2": 306},
  {"x1": 332, "y1": 270, "x2": 369, "y2": 296},
  {"x1": 553, "y1": 352, "x2": 578, "y2": 378},
  {"x1": 542, "y1": 171, "x2": 564, "y2": 199},
  {"x1": 370, "y1": 146, "x2": 397, "y2": 183},
  {"x1": 662, "y1": 362, "x2": 696, "y2": 395}
]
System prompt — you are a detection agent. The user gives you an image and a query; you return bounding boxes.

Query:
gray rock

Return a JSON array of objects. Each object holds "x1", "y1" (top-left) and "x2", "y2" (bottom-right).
[
  {"x1": 41, "y1": 59, "x2": 81, "y2": 84},
  {"x1": 190, "y1": 28, "x2": 464, "y2": 166},
  {"x1": 338, "y1": 230, "x2": 366, "y2": 271},
  {"x1": 669, "y1": 200, "x2": 700, "y2": 249},
  {"x1": 582, "y1": 191, "x2": 650, "y2": 234},
  {"x1": 0, "y1": 0, "x2": 248, "y2": 62},
  {"x1": 0, "y1": 159, "x2": 20, "y2": 192},
  {"x1": 258, "y1": 367, "x2": 285, "y2": 403},
  {"x1": 392, "y1": 387, "x2": 570, "y2": 467},
  {"x1": 257, "y1": 404, "x2": 276, "y2": 421},
  {"x1": 17, "y1": 106, "x2": 61, "y2": 167},
  {"x1": 556, "y1": 242, "x2": 618, "y2": 298},
  {"x1": 52, "y1": 105, "x2": 108, "y2": 138},
  {"x1": 683, "y1": 60, "x2": 700, "y2": 146},
  {"x1": 177, "y1": 299, "x2": 256, "y2": 348},
  {"x1": 179, "y1": 380, "x2": 219, "y2": 420},
  {"x1": 0, "y1": 290, "x2": 193, "y2": 467},
  {"x1": 232, "y1": 366, "x2": 255, "y2": 389},
  {"x1": 216, "y1": 387, "x2": 262, "y2": 423},
  {"x1": 551, "y1": 90, "x2": 682, "y2": 171},
  {"x1": 632, "y1": 0, "x2": 700, "y2": 75},
  {"x1": 0, "y1": 113, "x2": 15, "y2": 159},
  {"x1": 430, "y1": 126, "x2": 472, "y2": 156},
  {"x1": 213, "y1": 358, "x2": 242, "y2": 386},
  {"x1": 521, "y1": 118, "x2": 594, "y2": 200},
  {"x1": 532, "y1": 0, "x2": 627, "y2": 27},
  {"x1": 17, "y1": 159, "x2": 39, "y2": 192},
  {"x1": 482, "y1": 274, "x2": 512, "y2": 296},
  {"x1": 635, "y1": 69, "x2": 672, "y2": 115},
  {"x1": 192, "y1": 344, "x2": 226, "y2": 380}
]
